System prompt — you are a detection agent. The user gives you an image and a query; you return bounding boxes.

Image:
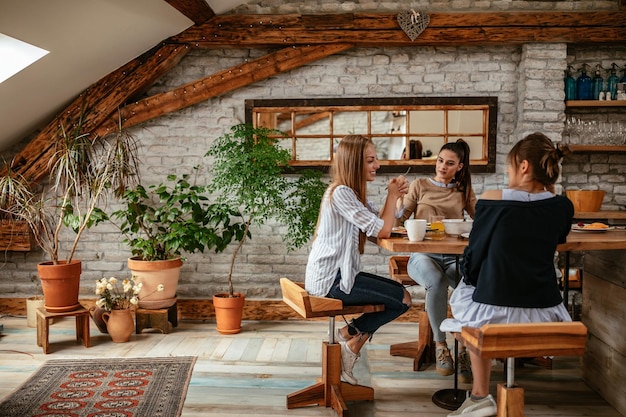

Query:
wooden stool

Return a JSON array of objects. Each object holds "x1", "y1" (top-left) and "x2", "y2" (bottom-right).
[
  {"x1": 388, "y1": 255, "x2": 436, "y2": 371},
  {"x1": 135, "y1": 303, "x2": 178, "y2": 334},
  {"x1": 280, "y1": 277, "x2": 385, "y2": 417},
  {"x1": 459, "y1": 322, "x2": 587, "y2": 417},
  {"x1": 36, "y1": 306, "x2": 91, "y2": 354}
]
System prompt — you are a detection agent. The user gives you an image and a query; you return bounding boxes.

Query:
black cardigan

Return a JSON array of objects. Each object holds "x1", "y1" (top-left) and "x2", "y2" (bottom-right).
[{"x1": 462, "y1": 196, "x2": 574, "y2": 308}]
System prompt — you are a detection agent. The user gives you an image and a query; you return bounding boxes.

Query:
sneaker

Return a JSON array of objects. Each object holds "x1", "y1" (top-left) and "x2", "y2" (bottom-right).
[
  {"x1": 458, "y1": 349, "x2": 473, "y2": 384},
  {"x1": 447, "y1": 394, "x2": 497, "y2": 417},
  {"x1": 436, "y1": 346, "x2": 454, "y2": 376},
  {"x1": 339, "y1": 340, "x2": 360, "y2": 385}
]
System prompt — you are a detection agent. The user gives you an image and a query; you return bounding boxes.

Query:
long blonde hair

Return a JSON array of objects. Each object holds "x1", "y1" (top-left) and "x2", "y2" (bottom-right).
[{"x1": 317, "y1": 135, "x2": 372, "y2": 253}]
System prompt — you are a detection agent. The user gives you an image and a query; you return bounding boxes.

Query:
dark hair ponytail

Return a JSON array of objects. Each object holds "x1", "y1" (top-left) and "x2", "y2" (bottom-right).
[
  {"x1": 509, "y1": 133, "x2": 569, "y2": 192},
  {"x1": 440, "y1": 139, "x2": 473, "y2": 210}
]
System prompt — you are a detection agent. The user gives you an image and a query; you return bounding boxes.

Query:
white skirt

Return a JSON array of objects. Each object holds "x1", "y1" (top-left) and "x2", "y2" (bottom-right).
[{"x1": 440, "y1": 280, "x2": 572, "y2": 333}]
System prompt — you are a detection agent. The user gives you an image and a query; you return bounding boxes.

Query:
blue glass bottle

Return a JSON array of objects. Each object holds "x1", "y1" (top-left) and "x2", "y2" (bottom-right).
[
  {"x1": 564, "y1": 65, "x2": 577, "y2": 101},
  {"x1": 620, "y1": 65, "x2": 626, "y2": 84},
  {"x1": 577, "y1": 65, "x2": 593, "y2": 100},
  {"x1": 606, "y1": 63, "x2": 619, "y2": 100},
  {"x1": 592, "y1": 65, "x2": 604, "y2": 100}
]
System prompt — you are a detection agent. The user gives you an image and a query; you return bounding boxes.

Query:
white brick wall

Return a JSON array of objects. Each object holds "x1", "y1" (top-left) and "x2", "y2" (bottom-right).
[{"x1": 1, "y1": 0, "x2": 625, "y2": 301}]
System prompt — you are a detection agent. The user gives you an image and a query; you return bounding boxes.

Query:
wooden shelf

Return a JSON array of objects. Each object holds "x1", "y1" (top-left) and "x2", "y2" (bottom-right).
[
  {"x1": 568, "y1": 145, "x2": 626, "y2": 153},
  {"x1": 573, "y1": 211, "x2": 626, "y2": 220},
  {"x1": 566, "y1": 100, "x2": 626, "y2": 107}
]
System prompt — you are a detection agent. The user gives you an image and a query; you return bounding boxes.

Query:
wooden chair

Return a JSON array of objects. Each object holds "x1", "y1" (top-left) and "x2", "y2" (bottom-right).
[
  {"x1": 458, "y1": 321, "x2": 587, "y2": 417},
  {"x1": 388, "y1": 256, "x2": 436, "y2": 371},
  {"x1": 279, "y1": 277, "x2": 385, "y2": 417}
]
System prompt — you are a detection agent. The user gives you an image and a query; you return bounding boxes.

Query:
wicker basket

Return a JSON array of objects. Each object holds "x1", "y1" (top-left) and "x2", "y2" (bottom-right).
[{"x1": 565, "y1": 190, "x2": 605, "y2": 212}]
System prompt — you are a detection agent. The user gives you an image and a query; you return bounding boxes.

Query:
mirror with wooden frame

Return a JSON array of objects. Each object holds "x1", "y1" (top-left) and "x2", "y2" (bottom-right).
[{"x1": 245, "y1": 97, "x2": 497, "y2": 173}]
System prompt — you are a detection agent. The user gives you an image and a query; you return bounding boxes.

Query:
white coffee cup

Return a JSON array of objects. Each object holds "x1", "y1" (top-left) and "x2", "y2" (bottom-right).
[{"x1": 405, "y1": 219, "x2": 427, "y2": 242}]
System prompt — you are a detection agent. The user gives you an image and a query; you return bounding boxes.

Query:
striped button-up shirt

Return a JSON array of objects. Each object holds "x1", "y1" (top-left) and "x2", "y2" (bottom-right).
[{"x1": 305, "y1": 185, "x2": 384, "y2": 296}]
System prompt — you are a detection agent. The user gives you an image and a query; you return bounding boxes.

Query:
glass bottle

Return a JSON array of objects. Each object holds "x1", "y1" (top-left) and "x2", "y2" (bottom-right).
[
  {"x1": 606, "y1": 63, "x2": 619, "y2": 100},
  {"x1": 592, "y1": 64, "x2": 604, "y2": 100},
  {"x1": 577, "y1": 64, "x2": 593, "y2": 100},
  {"x1": 564, "y1": 65, "x2": 577, "y2": 101}
]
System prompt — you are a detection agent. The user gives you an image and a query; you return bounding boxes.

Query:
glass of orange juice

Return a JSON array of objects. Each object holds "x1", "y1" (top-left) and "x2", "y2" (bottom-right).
[{"x1": 429, "y1": 215, "x2": 446, "y2": 240}]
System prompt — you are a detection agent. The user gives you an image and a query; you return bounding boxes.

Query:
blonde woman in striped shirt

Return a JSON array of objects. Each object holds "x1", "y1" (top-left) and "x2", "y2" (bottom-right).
[{"x1": 305, "y1": 134, "x2": 412, "y2": 385}]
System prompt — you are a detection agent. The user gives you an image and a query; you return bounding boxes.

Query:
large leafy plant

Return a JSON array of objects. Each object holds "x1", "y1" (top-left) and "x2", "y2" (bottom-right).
[
  {"x1": 205, "y1": 123, "x2": 327, "y2": 297},
  {"x1": 1, "y1": 113, "x2": 140, "y2": 263},
  {"x1": 111, "y1": 172, "x2": 244, "y2": 261}
]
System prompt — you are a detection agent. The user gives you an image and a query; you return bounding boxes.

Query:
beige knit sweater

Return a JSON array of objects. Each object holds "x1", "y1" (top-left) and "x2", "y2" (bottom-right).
[{"x1": 400, "y1": 178, "x2": 477, "y2": 223}]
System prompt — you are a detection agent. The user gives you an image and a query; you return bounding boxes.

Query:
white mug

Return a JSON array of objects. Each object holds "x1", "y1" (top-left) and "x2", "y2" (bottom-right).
[{"x1": 405, "y1": 219, "x2": 427, "y2": 242}]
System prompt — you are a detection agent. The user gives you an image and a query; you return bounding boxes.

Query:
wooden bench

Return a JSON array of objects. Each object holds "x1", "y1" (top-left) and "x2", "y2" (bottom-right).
[
  {"x1": 280, "y1": 277, "x2": 385, "y2": 417},
  {"x1": 459, "y1": 321, "x2": 588, "y2": 417},
  {"x1": 388, "y1": 256, "x2": 436, "y2": 371}
]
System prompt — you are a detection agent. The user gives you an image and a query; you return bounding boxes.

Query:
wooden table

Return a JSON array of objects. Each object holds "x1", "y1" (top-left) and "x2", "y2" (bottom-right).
[
  {"x1": 377, "y1": 228, "x2": 626, "y2": 254},
  {"x1": 378, "y1": 229, "x2": 626, "y2": 307},
  {"x1": 376, "y1": 229, "x2": 626, "y2": 410}
]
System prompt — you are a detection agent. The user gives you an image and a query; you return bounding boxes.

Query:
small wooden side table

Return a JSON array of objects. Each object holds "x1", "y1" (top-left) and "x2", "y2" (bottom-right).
[
  {"x1": 36, "y1": 306, "x2": 91, "y2": 354},
  {"x1": 135, "y1": 303, "x2": 178, "y2": 334}
]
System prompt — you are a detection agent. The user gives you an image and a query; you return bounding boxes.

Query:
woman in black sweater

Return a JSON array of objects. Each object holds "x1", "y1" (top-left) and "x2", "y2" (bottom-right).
[{"x1": 441, "y1": 133, "x2": 574, "y2": 417}]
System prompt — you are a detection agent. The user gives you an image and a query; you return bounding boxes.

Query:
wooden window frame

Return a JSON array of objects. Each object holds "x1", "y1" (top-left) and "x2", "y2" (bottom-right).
[{"x1": 245, "y1": 97, "x2": 497, "y2": 174}]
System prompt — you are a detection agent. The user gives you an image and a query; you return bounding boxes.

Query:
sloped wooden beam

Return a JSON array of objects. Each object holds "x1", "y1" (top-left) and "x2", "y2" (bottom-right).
[
  {"x1": 164, "y1": 0, "x2": 214, "y2": 25},
  {"x1": 94, "y1": 43, "x2": 353, "y2": 135},
  {"x1": 10, "y1": 43, "x2": 190, "y2": 183},
  {"x1": 173, "y1": 11, "x2": 626, "y2": 47}
]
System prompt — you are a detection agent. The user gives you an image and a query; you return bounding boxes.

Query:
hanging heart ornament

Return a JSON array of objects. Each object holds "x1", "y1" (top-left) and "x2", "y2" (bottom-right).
[{"x1": 397, "y1": 10, "x2": 430, "y2": 41}]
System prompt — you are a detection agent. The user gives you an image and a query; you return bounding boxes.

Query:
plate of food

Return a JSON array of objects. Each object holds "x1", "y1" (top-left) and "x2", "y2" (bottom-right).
[
  {"x1": 391, "y1": 226, "x2": 407, "y2": 236},
  {"x1": 571, "y1": 222, "x2": 614, "y2": 232}
]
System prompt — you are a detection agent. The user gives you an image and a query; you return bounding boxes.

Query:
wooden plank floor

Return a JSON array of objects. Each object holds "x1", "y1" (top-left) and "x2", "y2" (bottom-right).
[{"x1": 0, "y1": 314, "x2": 621, "y2": 417}]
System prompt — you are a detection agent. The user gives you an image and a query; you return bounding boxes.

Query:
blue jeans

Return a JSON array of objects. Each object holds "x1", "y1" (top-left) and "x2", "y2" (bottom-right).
[
  {"x1": 407, "y1": 253, "x2": 460, "y2": 343},
  {"x1": 327, "y1": 270, "x2": 409, "y2": 336}
]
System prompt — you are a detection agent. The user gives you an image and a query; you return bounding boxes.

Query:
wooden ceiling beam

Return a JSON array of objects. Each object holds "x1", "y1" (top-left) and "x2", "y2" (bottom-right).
[
  {"x1": 94, "y1": 44, "x2": 354, "y2": 136},
  {"x1": 164, "y1": 0, "x2": 214, "y2": 25},
  {"x1": 11, "y1": 43, "x2": 190, "y2": 182},
  {"x1": 172, "y1": 11, "x2": 626, "y2": 47}
]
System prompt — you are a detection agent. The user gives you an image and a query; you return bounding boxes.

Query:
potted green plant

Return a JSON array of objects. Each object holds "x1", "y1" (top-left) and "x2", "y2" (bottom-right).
[
  {"x1": 205, "y1": 123, "x2": 327, "y2": 334},
  {"x1": 111, "y1": 170, "x2": 244, "y2": 309},
  {"x1": 1, "y1": 112, "x2": 140, "y2": 312},
  {"x1": 0, "y1": 158, "x2": 35, "y2": 252}
]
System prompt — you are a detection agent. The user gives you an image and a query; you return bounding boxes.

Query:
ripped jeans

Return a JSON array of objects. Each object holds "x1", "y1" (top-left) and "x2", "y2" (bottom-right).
[{"x1": 327, "y1": 270, "x2": 410, "y2": 337}]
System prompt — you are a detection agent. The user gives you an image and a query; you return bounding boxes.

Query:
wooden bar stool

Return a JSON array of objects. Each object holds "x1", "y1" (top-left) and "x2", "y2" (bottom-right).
[
  {"x1": 388, "y1": 255, "x2": 436, "y2": 371},
  {"x1": 459, "y1": 321, "x2": 587, "y2": 417},
  {"x1": 279, "y1": 277, "x2": 384, "y2": 417},
  {"x1": 36, "y1": 306, "x2": 91, "y2": 354}
]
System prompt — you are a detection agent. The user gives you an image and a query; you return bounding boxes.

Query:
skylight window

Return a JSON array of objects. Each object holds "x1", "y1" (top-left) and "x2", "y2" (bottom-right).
[{"x1": 0, "y1": 33, "x2": 49, "y2": 84}]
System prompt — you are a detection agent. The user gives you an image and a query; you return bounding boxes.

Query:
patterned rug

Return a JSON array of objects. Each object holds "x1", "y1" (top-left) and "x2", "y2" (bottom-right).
[{"x1": 0, "y1": 356, "x2": 196, "y2": 417}]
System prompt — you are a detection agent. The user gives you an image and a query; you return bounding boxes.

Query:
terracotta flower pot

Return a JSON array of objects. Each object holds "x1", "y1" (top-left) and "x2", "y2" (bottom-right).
[
  {"x1": 37, "y1": 260, "x2": 82, "y2": 313},
  {"x1": 127, "y1": 257, "x2": 182, "y2": 309},
  {"x1": 102, "y1": 308, "x2": 134, "y2": 342},
  {"x1": 213, "y1": 292, "x2": 245, "y2": 335}
]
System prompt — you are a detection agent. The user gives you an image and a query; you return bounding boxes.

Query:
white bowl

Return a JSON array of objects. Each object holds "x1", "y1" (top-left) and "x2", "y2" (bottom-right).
[{"x1": 442, "y1": 219, "x2": 473, "y2": 236}]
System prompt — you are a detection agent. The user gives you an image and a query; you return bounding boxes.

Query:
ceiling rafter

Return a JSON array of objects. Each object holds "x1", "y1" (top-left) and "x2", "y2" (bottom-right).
[
  {"x1": 9, "y1": 43, "x2": 190, "y2": 182},
  {"x1": 164, "y1": 0, "x2": 215, "y2": 25},
  {"x1": 173, "y1": 11, "x2": 626, "y2": 47},
  {"x1": 95, "y1": 43, "x2": 354, "y2": 136}
]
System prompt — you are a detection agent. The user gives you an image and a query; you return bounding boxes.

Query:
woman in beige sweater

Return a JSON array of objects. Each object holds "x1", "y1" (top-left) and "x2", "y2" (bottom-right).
[{"x1": 400, "y1": 139, "x2": 476, "y2": 381}]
